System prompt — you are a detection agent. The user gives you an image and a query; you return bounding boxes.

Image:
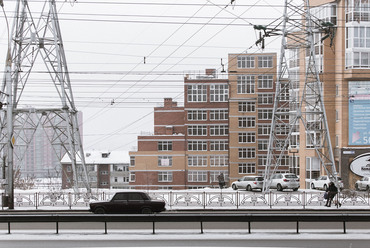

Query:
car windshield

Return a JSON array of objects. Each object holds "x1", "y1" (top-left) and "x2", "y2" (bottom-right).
[
  {"x1": 285, "y1": 174, "x2": 298, "y2": 179},
  {"x1": 255, "y1": 177, "x2": 264, "y2": 181}
]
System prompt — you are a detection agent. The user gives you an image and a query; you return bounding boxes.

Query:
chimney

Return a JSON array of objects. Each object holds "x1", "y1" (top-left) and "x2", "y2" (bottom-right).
[
  {"x1": 164, "y1": 98, "x2": 177, "y2": 107},
  {"x1": 165, "y1": 125, "x2": 174, "y2": 135}
]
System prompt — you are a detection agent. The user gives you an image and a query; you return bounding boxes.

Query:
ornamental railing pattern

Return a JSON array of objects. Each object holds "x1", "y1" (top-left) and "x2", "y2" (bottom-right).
[{"x1": 1, "y1": 190, "x2": 369, "y2": 210}]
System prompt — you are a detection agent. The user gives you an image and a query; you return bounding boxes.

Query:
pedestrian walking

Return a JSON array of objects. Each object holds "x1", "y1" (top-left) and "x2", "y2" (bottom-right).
[
  {"x1": 217, "y1": 173, "x2": 225, "y2": 189},
  {"x1": 325, "y1": 181, "x2": 338, "y2": 207}
]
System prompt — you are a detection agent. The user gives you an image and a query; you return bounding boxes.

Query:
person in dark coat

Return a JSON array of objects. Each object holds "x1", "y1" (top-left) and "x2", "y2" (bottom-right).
[
  {"x1": 325, "y1": 181, "x2": 338, "y2": 207},
  {"x1": 217, "y1": 173, "x2": 225, "y2": 189}
]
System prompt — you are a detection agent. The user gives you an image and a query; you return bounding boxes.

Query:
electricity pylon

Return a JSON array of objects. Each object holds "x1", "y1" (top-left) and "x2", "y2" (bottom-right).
[
  {"x1": 1, "y1": 0, "x2": 90, "y2": 208},
  {"x1": 258, "y1": 0, "x2": 337, "y2": 191}
]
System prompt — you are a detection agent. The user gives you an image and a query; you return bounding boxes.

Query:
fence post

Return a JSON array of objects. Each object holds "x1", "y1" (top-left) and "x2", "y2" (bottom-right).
[
  {"x1": 68, "y1": 192, "x2": 72, "y2": 210},
  {"x1": 35, "y1": 192, "x2": 38, "y2": 210}
]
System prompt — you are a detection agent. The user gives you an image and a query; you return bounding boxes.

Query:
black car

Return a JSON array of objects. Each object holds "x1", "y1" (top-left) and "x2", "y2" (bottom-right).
[{"x1": 89, "y1": 191, "x2": 166, "y2": 214}]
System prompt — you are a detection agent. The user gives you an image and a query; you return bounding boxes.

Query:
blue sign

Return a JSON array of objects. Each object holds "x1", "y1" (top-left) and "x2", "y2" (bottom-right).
[{"x1": 349, "y1": 81, "x2": 370, "y2": 145}]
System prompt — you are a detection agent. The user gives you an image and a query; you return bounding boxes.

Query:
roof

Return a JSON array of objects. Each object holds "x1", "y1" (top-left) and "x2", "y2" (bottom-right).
[{"x1": 61, "y1": 150, "x2": 130, "y2": 164}]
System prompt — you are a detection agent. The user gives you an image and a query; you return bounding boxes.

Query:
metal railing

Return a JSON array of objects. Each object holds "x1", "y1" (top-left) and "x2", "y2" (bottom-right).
[
  {"x1": 1, "y1": 189, "x2": 369, "y2": 210},
  {"x1": 1, "y1": 213, "x2": 369, "y2": 234}
]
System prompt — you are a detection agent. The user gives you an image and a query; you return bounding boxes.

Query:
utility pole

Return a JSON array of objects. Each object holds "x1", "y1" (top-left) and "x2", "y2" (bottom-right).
[
  {"x1": 257, "y1": 0, "x2": 337, "y2": 191},
  {"x1": 1, "y1": 0, "x2": 91, "y2": 208}
]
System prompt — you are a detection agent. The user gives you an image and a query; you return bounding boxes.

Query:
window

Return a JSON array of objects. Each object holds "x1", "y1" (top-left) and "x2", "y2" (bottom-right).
[
  {"x1": 237, "y1": 75, "x2": 255, "y2": 94},
  {"x1": 238, "y1": 163, "x2": 256, "y2": 174},
  {"x1": 258, "y1": 94, "x2": 274, "y2": 105},
  {"x1": 114, "y1": 177, "x2": 118, "y2": 183},
  {"x1": 258, "y1": 109, "x2": 273, "y2": 120},
  {"x1": 188, "y1": 155, "x2": 207, "y2": 167},
  {"x1": 258, "y1": 140, "x2": 269, "y2": 151},
  {"x1": 258, "y1": 124, "x2": 271, "y2": 135},
  {"x1": 238, "y1": 102, "x2": 255, "y2": 112},
  {"x1": 188, "y1": 125, "x2": 207, "y2": 136},
  {"x1": 210, "y1": 155, "x2": 228, "y2": 167},
  {"x1": 258, "y1": 155, "x2": 267, "y2": 167},
  {"x1": 100, "y1": 171, "x2": 108, "y2": 175},
  {"x1": 158, "y1": 171, "x2": 173, "y2": 182},
  {"x1": 237, "y1": 55, "x2": 255, "y2": 68},
  {"x1": 158, "y1": 141, "x2": 173, "y2": 151},
  {"x1": 187, "y1": 85, "x2": 207, "y2": 102},
  {"x1": 238, "y1": 117, "x2": 256, "y2": 128},
  {"x1": 258, "y1": 55, "x2": 273, "y2": 68},
  {"x1": 336, "y1": 110, "x2": 339, "y2": 122},
  {"x1": 238, "y1": 148, "x2": 256, "y2": 159},
  {"x1": 158, "y1": 156, "x2": 173, "y2": 166},
  {"x1": 188, "y1": 171, "x2": 207, "y2": 182},
  {"x1": 188, "y1": 140, "x2": 207, "y2": 151},
  {"x1": 258, "y1": 75, "x2": 273, "y2": 89},
  {"x1": 100, "y1": 182, "x2": 108, "y2": 186},
  {"x1": 210, "y1": 125, "x2": 228, "y2": 136},
  {"x1": 129, "y1": 172, "x2": 136, "y2": 182},
  {"x1": 130, "y1": 156, "x2": 135, "y2": 167},
  {"x1": 306, "y1": 157, "x2": 320, "y2": 179},
  {"x1": 238, "y1": 132, "x2": 256, "y2": 143},
  {"x1": 67, "y1": 165, "x2": 72, "y2": 172},
  {"x1": 210, "y1": 84, "x2": 229, "y2": 102},
  {"x1": 187, "y1": 110, "x2": 207, "y2": 121},
  {"x1": 210, "y1": 140, "x2": 228, "y2": 151},
  {"x1": 210, "y1": 110, "x2": 228, "y2": 120}
]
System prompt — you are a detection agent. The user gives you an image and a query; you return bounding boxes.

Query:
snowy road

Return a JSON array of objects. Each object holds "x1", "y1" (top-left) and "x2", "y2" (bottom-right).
[{"x1": 0, "y1": 230, "x2": 369, "y2": 248}]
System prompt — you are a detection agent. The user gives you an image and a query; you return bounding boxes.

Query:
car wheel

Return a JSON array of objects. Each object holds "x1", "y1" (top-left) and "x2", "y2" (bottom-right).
[
  {"x1": 277, "y1": 184, "x2": 283, "y2": 191},
  {"x1": 323, "y1": 184, "x2": 328, "y2": 191},
  {"x1": 232, "y1": 184, "x2": 238, "y2": 190},
  {"x1": 94, "y1": 207, "x2": 106, "y2": 214},
  {"x1": 293, "y1": 188, "x2": 298, "y2": 191},
  {"x1": 366, "y1": 185, "x2": 370, "y2": 192},
  {"x1": 311, "y1": 183, "x2": 315, "y2": 189},
  {"x1": 141, "y1": 207, "x2": 152, "y2": 214},
  {"x1": 355, "y1": 184, "x2": 359, "y2": 191},
  {"x1": 246, "y1": 185, "x2": 252, "y2": 191}
]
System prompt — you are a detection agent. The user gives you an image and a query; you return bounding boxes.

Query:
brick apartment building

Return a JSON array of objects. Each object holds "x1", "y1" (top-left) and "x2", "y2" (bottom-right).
[
  {"x1": 129, "y1": 69, "x2": 229, "y2": 189},
  {"x1": 227, "y1": 53, "x2": 280, "y2": 182}
]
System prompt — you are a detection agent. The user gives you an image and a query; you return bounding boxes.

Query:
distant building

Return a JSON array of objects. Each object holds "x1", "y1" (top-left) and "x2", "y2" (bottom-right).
[
  {"x1": 61, "y1": 150, "x2": 130, "y2": 189},
  {"x1": 129, "y1": 69, "x2": 229, "y2": 189}
]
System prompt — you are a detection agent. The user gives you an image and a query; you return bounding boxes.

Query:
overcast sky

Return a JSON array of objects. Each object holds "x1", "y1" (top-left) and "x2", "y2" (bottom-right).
[{"x1": 0, "y1": 0, "x2": 283, "y2": 152}]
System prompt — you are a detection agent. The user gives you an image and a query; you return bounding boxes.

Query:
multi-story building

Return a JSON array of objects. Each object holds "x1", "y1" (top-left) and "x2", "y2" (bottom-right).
[
  {"x1": 228, "y1": 53, "x2": 278, "y2": 182},
  {"x1": 61, "y1": 150, "x2": 130, "y2": 189},
  {"x1": 129, "y1": 69, "x2": 229, "y2": 189},
  {"x1": 290, "y1": 0, "x2": 370, "y2": 189}
]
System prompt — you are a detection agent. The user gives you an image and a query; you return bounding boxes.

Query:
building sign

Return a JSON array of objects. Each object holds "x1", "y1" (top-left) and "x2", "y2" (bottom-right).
[
  {"x1": 348, "y1": 81, "x2": 370, "y2": 145},
  {"x1": 350, "y1": 153, "x2": 370, "y2": 177}
]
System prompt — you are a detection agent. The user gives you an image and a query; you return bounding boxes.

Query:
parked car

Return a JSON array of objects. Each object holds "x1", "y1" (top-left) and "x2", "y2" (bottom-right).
[
  {"x1": 231, "y1": 176, "x2": 264, "y2": 191},
  {"x1": 355, "y1": 177, "x2": 370, "y2": 191},
  {"x1": 89, "y1": 191, "x2": 166, "y2": 214},
  {"x1": 269, "y1": 173, "x2": 300, "y2": 191},
  {"x1": 311, "y1": 175, "x2": 344, "y2": 190}
]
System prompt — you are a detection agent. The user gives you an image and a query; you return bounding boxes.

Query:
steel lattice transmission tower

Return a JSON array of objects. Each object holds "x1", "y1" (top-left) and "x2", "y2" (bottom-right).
[
  {"x1": 1, "y1": 0, "x2": 91, "y2": 208},
  {"x1": 260, "y1": 0, "x2": 337, "y2": 191}
]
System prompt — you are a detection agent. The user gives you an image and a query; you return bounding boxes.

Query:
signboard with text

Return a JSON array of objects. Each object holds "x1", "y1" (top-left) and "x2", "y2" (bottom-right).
[{"x1": 348, "y1": 81, "x2": 370, "y2": 145}]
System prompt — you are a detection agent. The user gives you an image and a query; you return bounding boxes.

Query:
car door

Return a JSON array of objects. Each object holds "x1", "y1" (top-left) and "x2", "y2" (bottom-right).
[
  {"x1": 109, "y1": 193, "x2": 129, "y2": 213},
  {"x1": 127, "y1": 192, "x2": 145, "y2": 213}
]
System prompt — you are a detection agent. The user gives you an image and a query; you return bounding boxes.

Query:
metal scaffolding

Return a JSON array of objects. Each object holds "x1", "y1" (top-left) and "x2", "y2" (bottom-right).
[{"x1": 1, "y1": 0, "x2": 90, "y2": 208}]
